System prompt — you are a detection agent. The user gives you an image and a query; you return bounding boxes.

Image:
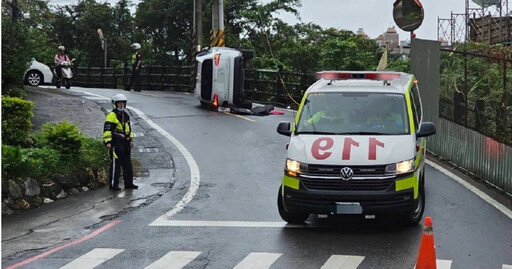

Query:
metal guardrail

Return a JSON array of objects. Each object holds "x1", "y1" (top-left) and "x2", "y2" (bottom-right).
[
  {"x1": 428, "y1": 118, "x2": 512, "y2": 195},
  {"x1": 72, "y1": 65, "x2": 316, "y2": 109}
]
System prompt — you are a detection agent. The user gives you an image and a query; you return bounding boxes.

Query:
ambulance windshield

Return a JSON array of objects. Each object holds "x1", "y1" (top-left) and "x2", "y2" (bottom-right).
[{"x1": 296, "y1": 92, "x2": 410, "y2": 135}]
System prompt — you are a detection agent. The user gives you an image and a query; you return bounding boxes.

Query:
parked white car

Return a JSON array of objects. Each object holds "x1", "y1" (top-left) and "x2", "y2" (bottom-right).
[{"x1": 24, "y1": 58, "x2": 53, "y2": 86}]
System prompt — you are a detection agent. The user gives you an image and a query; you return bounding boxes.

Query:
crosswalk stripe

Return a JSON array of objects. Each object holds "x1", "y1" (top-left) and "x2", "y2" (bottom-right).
[
  {"x1": 59, "y1": 248, "x2": 124, "y2": 269},
  {"x1": 436, "y1": 259, "x2": 452, "y2": 269},
  {"x1": 233, "y1": 252, "x2": 282, "y2": 269},
  {"x1": 320, "y1": 255, "x2": 365, "y2": 269},
  {"x1": 145, "y1": 251, "x2": 201, "y2": 269},
  {"x1": 503, "y1": 265, "x2": 512, "y2": 269}
]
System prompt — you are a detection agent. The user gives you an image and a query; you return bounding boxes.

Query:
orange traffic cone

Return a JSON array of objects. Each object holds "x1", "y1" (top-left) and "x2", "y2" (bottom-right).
[{"x1": 415, "y1": 216, "x2": 437, "y2": 269}]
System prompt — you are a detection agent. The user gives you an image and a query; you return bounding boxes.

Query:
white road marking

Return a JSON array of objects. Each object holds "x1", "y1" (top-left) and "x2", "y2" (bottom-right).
[
  {"x1": 147, "y1": 220, "x2": 308, "y2": 228},
  {"x1": 59, "y1": 248, "x2": 124, "y2": 269},
  {"x1": 129, "y1": 107, "x2": 200, "y2": 224},
  {"x1": 426, "y1": 160, "x2": 512, "y2": 220},
  {"x1": 320, "y1": 255, "x2": 365, "y2": 269},
  {"x1": 65, "y1": 90, "x2": 201, "y2": 223},
  {"x1": 233, "y1": 252, "x2": 282, "y2": 269},
  {"x1": 83, "y1": 96, "x2": 110, "y2": 101},
  {"x1": 144, "y1": 251, "x2": 201, "y2": 269},
  {"x1": 436, "y1": 259, "x2": 452, "y2": 269},
  {"x1": 503, "y1": 265, "x2": 512, "y2": 269}
]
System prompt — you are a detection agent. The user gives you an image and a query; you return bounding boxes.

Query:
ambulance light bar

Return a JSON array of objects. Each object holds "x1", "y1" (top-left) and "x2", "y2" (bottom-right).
[{"x1": 316, "y1": 72, "x2": 401, "y2": 81}]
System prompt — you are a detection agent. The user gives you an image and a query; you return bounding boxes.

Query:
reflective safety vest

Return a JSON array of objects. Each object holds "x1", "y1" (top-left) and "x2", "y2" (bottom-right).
[
  {"x1": 131, "y1": 52, "x2": 142, "y2": 69},
  {"x1": 103, "y1": 110, "x2": 134, "y2": 146}
]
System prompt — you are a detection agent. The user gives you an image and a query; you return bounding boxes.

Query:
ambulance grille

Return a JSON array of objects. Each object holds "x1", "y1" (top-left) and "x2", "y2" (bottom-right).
[
  {"x1": 306, "y1": 164, "x2": 392, "y2": 178},
  {"x1": 301, "y1": 164, "x2": 394, "y2": 191}
]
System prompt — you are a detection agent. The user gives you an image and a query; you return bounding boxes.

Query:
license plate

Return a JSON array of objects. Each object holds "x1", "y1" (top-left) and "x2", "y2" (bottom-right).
[{"x1": 331, "y1": 202, "x2": 363, "y2": 214}]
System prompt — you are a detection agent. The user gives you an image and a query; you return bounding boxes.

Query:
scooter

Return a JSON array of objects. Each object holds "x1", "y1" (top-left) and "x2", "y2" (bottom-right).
[{"x1": 54, "y1": 59, "x2": 75, "y2": 89}]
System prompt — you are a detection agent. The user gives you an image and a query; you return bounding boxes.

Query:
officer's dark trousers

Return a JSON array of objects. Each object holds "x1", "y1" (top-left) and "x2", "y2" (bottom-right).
[
  {"x1": 109, "y1": 145, "x2": 134, "y2": 188},
  {"x1": 125, "y1": 70, "x2": 141, "y2": 92}
]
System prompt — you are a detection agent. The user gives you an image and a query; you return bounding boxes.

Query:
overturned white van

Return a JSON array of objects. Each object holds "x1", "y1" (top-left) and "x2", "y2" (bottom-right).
[{"x1": 195, "y1": 47, "x2": 253, "y2": 109}]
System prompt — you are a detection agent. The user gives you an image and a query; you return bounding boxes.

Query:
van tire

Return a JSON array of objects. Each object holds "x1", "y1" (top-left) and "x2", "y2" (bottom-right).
[
  {"x1": 277, "y1": 186, "x2": 309, "y2": 224},
  {"x1": 401, "y1": 182, "x2": 425, "y2": 226}
]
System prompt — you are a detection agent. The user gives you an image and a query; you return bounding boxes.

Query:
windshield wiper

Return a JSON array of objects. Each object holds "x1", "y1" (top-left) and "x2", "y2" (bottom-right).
[
  {"x1": 295, "y1": 131, "x2": 338, "y2": 135},
  {"x1": 334, "y1": 132, "x2": 387, "y2": 135}
]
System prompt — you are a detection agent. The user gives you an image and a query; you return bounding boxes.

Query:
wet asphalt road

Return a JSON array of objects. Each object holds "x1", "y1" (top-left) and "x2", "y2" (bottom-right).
[{"x1": 3, "y1": 87, "x2": 512, "y2": 269}]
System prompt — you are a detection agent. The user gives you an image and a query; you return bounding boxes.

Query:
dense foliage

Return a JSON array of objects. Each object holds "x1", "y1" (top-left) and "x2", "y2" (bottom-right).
[
  {"x1": 2, "y1": 122, "x2": 109, "y2": 180},
  {"x1": 1, "y1": 96, "x2": 34, "y2": 146},
  {"x1": 440, "y1": 42, "x2": 512, "y2": 145},
  {"x1": 2, "y1": 0, "x2": 386, "y2": 83}
]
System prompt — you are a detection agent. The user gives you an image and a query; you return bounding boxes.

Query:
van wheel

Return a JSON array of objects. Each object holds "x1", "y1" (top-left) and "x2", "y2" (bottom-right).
[
  {"x1": 401, "y1": 183, "x2": 425, "y2": 226},
  {"x1": 277, "y1": 186, "x2": 309, "y2": 224}
]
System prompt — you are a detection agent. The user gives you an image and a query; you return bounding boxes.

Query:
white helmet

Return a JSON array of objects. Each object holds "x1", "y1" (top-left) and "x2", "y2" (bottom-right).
[
  {"x1": 131, "y1": 43, "x2": 141, "y2": 50},
  {"x1": 58, "y1": 45, "x2": 65, "y2": 51},
  {"x1": 111, "y1": 93, "x2": 127, "y2": 110}
]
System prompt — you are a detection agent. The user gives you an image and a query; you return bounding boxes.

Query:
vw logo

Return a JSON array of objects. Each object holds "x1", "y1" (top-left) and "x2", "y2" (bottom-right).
[{"x1": 340, "y1": 167, "x2": 354, "y2": 181}]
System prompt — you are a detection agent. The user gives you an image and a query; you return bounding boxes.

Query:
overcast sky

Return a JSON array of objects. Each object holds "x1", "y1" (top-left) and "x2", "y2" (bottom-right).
[
  {"x1": 266, "y1": 0, "x2": 468, "y2": 41},
  {"x1": 47, "y1": 0, "x2": 492, "y2": 41}
]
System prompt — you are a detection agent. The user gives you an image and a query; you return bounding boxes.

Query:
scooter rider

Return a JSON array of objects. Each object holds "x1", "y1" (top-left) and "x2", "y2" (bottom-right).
[
  {"x1": 54, "y1": 46, "x2": 71, "y2": 80},
  {"x1": 103, "y1": 94, "x2": 138, "y2": 190}
]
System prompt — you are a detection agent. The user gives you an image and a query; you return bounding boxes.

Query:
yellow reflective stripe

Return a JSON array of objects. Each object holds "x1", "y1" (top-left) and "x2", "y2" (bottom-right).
[
  {"x1": 404, "y1": 77, "x2": 415, "y2": 133},
  {"x1": 283, "y1": 175, "x2": 300, "y2": 190},
  {"x1": 292, "y1": 92, "x2": 309, "y2": 132},
  {"x1": 106, "y1": 112, "x2": 117, "y2": 122},
  {"x1": 395, "y1": 173, "x2": 418, "y2": 199},
  {"x1": 103, "y1": 131, "x2": 112, "y2": 143},
  {"x1": 113, "y1": 151, "x2": 118, "y2": 159}
]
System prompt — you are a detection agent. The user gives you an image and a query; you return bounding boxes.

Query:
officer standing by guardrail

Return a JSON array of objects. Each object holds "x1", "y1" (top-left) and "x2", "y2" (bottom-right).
[{"x1": 124, "y1": 43, "x2": 142, "y2": 92}]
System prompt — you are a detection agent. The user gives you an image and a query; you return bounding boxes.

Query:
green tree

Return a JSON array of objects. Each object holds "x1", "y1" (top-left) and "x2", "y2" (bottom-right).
[
  {"x1": 319, "y1": 29, "x2": 380, "y2": 71},
  {"x1": 135, "y1": 0, "x2": 193, "y2": 64}
]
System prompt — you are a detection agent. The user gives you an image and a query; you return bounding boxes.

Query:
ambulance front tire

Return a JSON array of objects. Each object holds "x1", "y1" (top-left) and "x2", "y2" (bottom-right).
[
  {"x1": 401, "y1": 182, "x2": 425, "y2": 226},
  {"x1": 277, "y1": 186, "x2": 309, "y2": 224}
]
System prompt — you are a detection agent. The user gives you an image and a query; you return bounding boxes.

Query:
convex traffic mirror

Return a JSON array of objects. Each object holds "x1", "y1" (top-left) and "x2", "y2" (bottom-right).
[{"x1": 393, "y1": 0, "x2": 424, "y2": 32}]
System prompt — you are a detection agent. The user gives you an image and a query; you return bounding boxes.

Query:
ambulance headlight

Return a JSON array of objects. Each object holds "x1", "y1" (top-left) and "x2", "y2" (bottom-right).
[
  {"x1": 389, "y1": 159, "x2": 414, "y2": 175},
  {"x1": 285, "y1": 159, "x2": 307, "y2": 176}
]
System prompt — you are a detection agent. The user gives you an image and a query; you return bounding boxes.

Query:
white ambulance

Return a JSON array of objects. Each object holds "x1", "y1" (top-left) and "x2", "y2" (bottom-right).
[
  {"x1": 276, "y1": 71, "x2": 436, "y2": 225},
  {"x1": 195, "y1": 47, "x2": 253, "y2": 110}
]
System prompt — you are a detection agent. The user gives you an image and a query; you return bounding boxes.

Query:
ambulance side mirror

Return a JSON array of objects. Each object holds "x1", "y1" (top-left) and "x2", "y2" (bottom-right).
[
  {"x1": 277, "y1": 122, "x2": 292, "y2": 136},
  {"x1": 417, "y1": 122, "x2": 436, "y2": 138}
]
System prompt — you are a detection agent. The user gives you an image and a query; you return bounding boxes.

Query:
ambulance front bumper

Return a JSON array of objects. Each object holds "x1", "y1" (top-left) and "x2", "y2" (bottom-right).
[{"x1": 282, "y1": 177, "x2": 416, "y2": 215}]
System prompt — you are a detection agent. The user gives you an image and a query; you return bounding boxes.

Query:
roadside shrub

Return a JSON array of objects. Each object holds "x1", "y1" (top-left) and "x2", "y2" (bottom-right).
[
  {"x1": 79, "y1": 137, "x2": 109, "y2": 169},
  {"x1": 2, "y1": 145, "x2": 23, "y2": 178},
  {"x1": 1, "y1": 96, "x2": 34, "y2": 146},
  {"x1": 20, "y1": 147, "x2": 61, "y2": 179},
  {"x1": 39, "y1": 121, "x2": 84, "y2": 155}
]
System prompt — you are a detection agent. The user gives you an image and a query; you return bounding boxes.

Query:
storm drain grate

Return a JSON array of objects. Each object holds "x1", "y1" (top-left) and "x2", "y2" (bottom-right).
[
  {"x1": 138, "y1": 147, "x2": 160, "y2": 153},
  {"x1": 51, "y1": 99, "x2": 85, "y2": 105}
]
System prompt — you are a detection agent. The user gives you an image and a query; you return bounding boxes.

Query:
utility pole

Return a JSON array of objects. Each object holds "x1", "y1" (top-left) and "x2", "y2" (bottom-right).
[
  {"x1": 211, "y1": 0, "x2": 225, "y2": 47},
  {"x1": 191, "y1": 0, "x2": 203, "y2": 92},
  {"x1": 193, "y1": 0, "x2": 202, "y2": 52}
]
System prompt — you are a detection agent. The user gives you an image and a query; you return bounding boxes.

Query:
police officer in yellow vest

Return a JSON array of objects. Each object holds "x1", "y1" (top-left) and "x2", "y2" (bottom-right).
[
  {"x1": 124, "y1": 43, "x2": 142, "y2": 92},
  {"x1": 103, "y1": 94, "x2": 138, "y2": 190}
]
